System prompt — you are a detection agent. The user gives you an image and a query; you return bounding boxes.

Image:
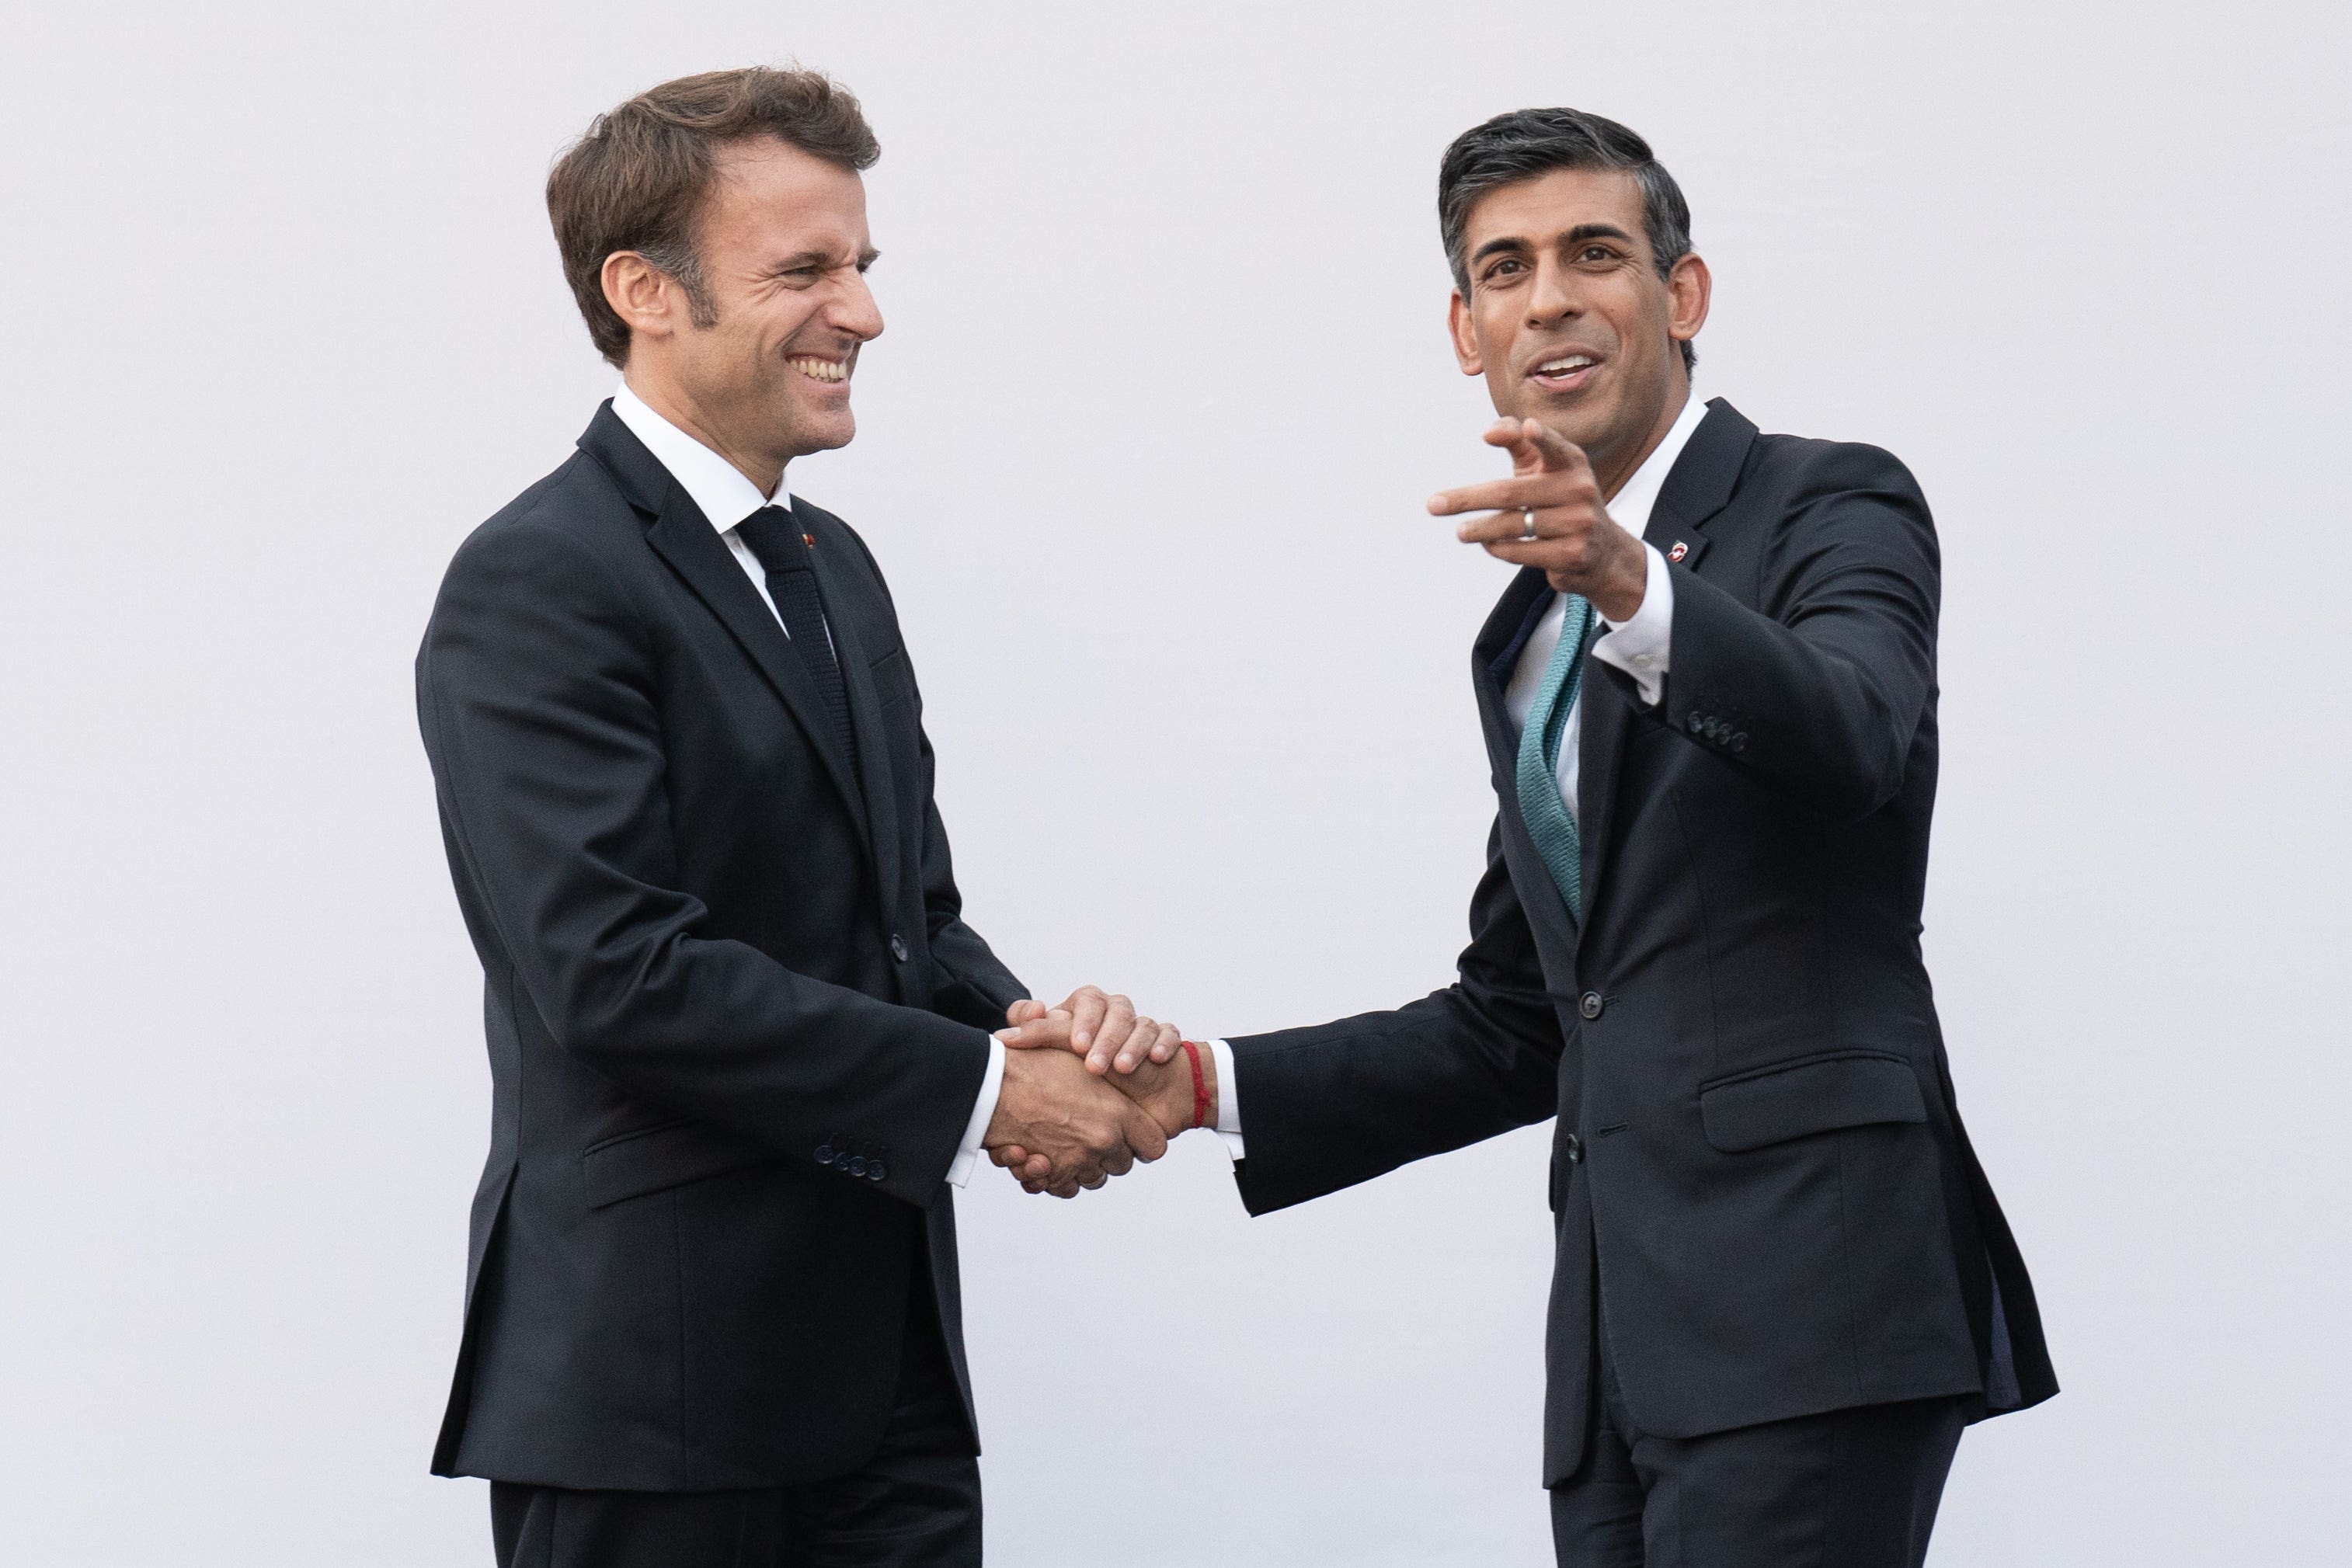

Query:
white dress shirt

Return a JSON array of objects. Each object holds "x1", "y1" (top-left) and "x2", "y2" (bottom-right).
[
  {"x1": 1501, "y1": 389, "x2": 1708, "y2": 801},
  {"x1": 610, "y1": 381, "x2": 1006, "y2": 1187},
  {"x1": 1209, "y1": 392, "x2": 1712, "y2": 1159}
]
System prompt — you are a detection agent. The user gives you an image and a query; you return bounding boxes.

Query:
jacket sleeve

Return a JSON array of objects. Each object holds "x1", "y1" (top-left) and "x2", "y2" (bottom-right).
[
  {"x1": 1228, "y1": 818, "x2": 1564, "y2": 1215},
  {"x1": 415, "y1": 518, "x2": 989, "y2": 1204},
  {"x1": 1647, "y1": 443, "x2": 1940, "y2": 822}
]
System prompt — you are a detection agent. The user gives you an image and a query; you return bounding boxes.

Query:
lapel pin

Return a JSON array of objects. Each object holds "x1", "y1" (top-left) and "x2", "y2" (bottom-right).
[{"x1": 1666, "y1": 541, "x2": 1689, "y2": 564}]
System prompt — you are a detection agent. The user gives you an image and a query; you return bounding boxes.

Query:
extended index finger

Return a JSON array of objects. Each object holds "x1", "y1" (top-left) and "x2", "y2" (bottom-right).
[
  {"x1": 1431, "y1": 420, "x2": 1590, "y2": 514},
  {"x1": 1428, "y1": 477, "x2": 1540, "y2": 518}
]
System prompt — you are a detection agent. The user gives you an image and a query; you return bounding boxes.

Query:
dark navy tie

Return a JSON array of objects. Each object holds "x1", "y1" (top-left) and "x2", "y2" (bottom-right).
[{"x1": 734, "y1": 506, "x2": 857, "y2": 767}]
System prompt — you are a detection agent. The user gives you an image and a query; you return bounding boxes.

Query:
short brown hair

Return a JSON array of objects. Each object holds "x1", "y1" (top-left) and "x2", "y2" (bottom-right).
[{"x1": 547, "y1": 67, "x2": 881, "y2": 367}]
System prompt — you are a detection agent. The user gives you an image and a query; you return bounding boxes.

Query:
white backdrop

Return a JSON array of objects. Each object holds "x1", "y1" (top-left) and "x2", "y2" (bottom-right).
[{"x1": 4, "y1": 2, "x2": 2347, "y2": 1563}]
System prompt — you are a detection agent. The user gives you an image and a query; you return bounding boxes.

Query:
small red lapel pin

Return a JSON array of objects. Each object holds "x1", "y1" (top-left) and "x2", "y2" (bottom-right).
[{"x1": 1666, "y1": 541, "x2": 1689, "y2": 563}]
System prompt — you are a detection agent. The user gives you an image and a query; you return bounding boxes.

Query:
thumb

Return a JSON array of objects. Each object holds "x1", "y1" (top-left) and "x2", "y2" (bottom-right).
[
  {"x1": 1480, "y1": 415, "x2": 1544, "y2": 476},
  {"x1": 1519, "y1": 418, "x2": 1589, "y2": 474},
  {"x1": 1123, "y1": 1105, "x2": 1170, "y2": 1163},
  {"x1": 1004, "y1": 997, "x2": 1047, "y2": 1027},
  {"x1": 995, "y1": 1017, "x2": 1071, "y2": 1049}
]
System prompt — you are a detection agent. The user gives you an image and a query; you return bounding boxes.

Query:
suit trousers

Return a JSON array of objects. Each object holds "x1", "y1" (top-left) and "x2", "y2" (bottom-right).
[
  {"x1": 1549, "y1": 1317, "x2": 1967, "y2": 1568},
  {"x1": 490, "y1": 1253, "x2": 980, "y2": 1568}
]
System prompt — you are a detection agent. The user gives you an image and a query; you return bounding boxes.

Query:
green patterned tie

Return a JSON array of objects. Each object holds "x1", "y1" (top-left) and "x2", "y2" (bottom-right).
[{"x1": 1515, "y1": 593, "x2": 1597, "y2": 920}]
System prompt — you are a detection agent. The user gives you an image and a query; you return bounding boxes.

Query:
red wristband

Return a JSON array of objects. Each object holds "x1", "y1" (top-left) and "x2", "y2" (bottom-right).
[{"x1": 1180, "y1": 1040, "x2": 1210, "y2": 1131}]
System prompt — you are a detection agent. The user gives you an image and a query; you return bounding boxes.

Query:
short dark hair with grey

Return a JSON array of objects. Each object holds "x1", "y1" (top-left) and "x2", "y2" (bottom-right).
[{"x1": 1438, "y1": 107, "x2": 1696, "y2": 374}]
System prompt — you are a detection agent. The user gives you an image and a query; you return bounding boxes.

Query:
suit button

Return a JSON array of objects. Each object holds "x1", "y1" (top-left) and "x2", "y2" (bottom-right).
[
  {"x1": 867, "y1": 1162, "x2": 888, "y2": 1182},
  {"x1": 847, "y1": 1156, "x2": 868, "y2": 1177},
  {"x1": 814, "y1": 1144, "x2": 835, "y2": 1165},
  {"x1": 1731, "y1": 732, "x2": 1748, "y2": 753},
  {"x1": 889, "y1": 933, "x2": 910, "y2": 963},
  {"x1": 1579, "y1": 991, "x2": 1605, "y2": 1020},
  {"x1": 1686, "y1": 711, "x2": 1706, "y2": 733},
  {"x1": 1563, "y1": 1133, "x2": 1585, "y2": 1163}
]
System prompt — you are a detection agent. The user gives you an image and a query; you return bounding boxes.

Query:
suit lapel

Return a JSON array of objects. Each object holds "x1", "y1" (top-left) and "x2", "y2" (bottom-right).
[
  {"x1": 800, "y1": 499, "x2": 903, "y2": 912},
  {"x1": 1472, "y1": 567, "x2": 1557, "y2": 778},
  {"x1": 1576, "y1": 398, "x2": 1758, "y2": 940},
  {"x1": 1644, "y1": 398, "x2": 1754, "y2": 555},
  {"x1": 578, "y1": 405, "x2": 873, "y2": 843}
]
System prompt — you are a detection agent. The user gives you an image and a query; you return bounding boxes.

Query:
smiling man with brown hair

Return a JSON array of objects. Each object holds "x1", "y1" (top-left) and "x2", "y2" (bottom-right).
[
  {"x1": 416, "y1": 67, "x2": 1182, "y2": 1567},
  {"x1": 1003, "y1": 107, "x2": 2058, "y2": 1566}
]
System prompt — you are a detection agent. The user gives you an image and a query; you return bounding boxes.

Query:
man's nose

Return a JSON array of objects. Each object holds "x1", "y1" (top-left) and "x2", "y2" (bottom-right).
[
  {"x1": 831, "y1": 271, "x2": 885, "y2": 342},
  {"x1": 1526, "y1": 258, "x2": 1578, "y2": 327}
]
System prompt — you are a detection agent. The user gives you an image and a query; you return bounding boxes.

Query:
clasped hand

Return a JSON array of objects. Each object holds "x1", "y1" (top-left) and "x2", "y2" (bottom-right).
[
  {"x1": 979, "y1": 986, "x2": 1199, "y2": 1198},
  {"x1": 985, "y1": 428, "x2": 1620, "y2": 1197}
]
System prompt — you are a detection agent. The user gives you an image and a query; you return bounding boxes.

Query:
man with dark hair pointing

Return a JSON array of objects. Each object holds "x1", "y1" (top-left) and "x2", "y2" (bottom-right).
[{"x1": 1002, "y1": 107, "x2": 2058, "y2": 1565}]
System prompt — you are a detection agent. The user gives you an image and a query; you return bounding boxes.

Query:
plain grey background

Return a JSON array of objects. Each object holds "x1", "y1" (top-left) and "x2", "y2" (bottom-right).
[{"x1": 4, "y1": 2, "x2": 2346, "y2": 1563}]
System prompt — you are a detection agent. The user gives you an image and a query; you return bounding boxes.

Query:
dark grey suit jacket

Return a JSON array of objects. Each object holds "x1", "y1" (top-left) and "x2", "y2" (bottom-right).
[
  {"x1": 416, "y1": 403, "x2": 1024, "y2": 1490},
  {"x1": 1226, "y1": 399, "x2": 2056, "y2": 1483}
]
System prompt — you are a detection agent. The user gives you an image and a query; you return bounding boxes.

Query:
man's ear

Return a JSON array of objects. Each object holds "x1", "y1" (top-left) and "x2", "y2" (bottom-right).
[
  {"x1": 1447, "y1": 289, "x2": 1484, "y2": 376},
  {"x1": 602, "y1": 252, "x2": 680, "y2": 349},
  {"x1": 1666, "y1": 252, "x2": 1712, "y2": 350}
]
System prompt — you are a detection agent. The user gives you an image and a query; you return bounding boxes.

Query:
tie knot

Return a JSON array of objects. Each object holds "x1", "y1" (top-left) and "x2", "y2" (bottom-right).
[{"x1": 736, "y1": 506, "x2": 812, "y2": 575}]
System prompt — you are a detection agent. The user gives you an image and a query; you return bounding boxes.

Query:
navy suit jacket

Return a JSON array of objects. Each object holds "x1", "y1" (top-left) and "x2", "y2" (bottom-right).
[
  {"x1": 416, "y1": 404, "x2": 1024, "y2": 1489},
  {"x1": 1227, "y1": 399, "x2": 2057, "y2": 1483}
]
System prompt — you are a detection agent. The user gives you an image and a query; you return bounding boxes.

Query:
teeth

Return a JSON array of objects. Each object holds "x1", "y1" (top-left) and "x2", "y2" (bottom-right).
[
  {"x1": 789, "y1": 357, "x2": 847, "y2": 382},
  {"x1": 1539, "y1": 356, "x2": 1594, "y2": 374}
]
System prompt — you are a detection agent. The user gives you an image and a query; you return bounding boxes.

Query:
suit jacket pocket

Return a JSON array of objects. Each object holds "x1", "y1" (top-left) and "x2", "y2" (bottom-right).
[
  {"x1": 581, "y1": 1118, "x2": 785, "y2": 1208},
  {"x1": 1697, "y1": 1052, "x2": 1926, "y2": 1154}
]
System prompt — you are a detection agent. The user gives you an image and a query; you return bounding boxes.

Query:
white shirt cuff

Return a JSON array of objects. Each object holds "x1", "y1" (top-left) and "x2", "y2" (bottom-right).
[
  {"x1": 1209, "y1": 1038, "x2": 1244, "y2": 1159},
  {"x1": 1591, "y1": 540, "x2": 1675, "y2": 707},
  {"x1": 945, "y1": 1035, "x2": 1006, "y2": 1187}
]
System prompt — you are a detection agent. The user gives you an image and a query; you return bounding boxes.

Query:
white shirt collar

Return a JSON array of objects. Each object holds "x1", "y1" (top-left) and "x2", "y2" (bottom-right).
[
  {"x1": 1607, "y1": 391, "x2": 1712, "y2": 541},
  {"x1": 609, "y1": 379, "x2": 789, "y2": 534}
]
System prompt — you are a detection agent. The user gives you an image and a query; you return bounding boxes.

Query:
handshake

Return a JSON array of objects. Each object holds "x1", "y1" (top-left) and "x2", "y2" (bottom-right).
[{"x1": 979, "y1": 986, "x2": 1209, "y2": 1198}]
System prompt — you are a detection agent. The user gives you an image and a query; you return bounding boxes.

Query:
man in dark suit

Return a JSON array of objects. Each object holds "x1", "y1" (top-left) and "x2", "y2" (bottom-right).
[
  {"x1": 1000, "y1": 108, "x2": 2057, "y2": 1565},
  {"x1": 416, "y1": 68, "x2": 1177, "y2": 1567}
]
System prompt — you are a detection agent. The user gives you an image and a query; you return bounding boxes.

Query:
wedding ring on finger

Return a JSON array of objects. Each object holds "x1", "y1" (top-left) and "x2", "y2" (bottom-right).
[{"x1": 1519, "y1": 507, "x2": 1541, "y2": 542}]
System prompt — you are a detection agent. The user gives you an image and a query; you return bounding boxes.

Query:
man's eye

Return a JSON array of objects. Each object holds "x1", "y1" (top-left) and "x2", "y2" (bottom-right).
[{"x1": 1580, "y1": 246, "x2": 1616, "y2": 263}]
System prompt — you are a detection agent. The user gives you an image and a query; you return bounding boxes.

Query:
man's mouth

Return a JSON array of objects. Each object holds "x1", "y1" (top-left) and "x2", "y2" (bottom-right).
[
  {"x1": 786, "y1": 355, "x2": 850, "y2": 384},
  {"x1": 1527, "y1": 353, "x2": 1599, "y2": 393}
]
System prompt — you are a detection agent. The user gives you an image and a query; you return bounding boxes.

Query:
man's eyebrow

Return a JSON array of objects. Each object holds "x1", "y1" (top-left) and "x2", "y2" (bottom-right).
[
  {"x1": 1468, "y1": 222, "x2": 1636, "y2": 268},
  {"x1": 764, "y1": 249, "x2": 835, "y2": 273},
  {"x1": 764, "y1": 246, "x2": 879, "y2": 273}
]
